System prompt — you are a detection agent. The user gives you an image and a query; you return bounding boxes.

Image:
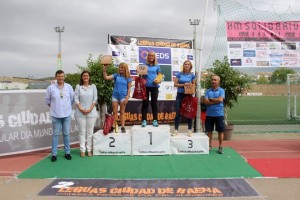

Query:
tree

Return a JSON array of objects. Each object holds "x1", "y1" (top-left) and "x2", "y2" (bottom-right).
[
  {"x1": 270, "y1": 68, "x2": 295, "y2": 84},
  {"x1": 256, "y1": 76, "x2": 269, "y2": 84},
  {"x1": 77, "y1": 54, "x2": 118, "y2": 127},
  {"x1": 65, "y1": 73, "x2": 80, "y2": 89},
  {"x1": 204, "y1": 56, "x2": 252, "y2": 125}
]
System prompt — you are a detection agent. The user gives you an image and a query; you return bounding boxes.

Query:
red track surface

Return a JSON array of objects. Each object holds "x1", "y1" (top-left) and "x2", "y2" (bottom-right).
[
  {"x1": 248, "y1": 158, "x2": 300, "y2": 178},
  {"x1": 214, "y1": 140, "x2": 300, "y2": 178}
]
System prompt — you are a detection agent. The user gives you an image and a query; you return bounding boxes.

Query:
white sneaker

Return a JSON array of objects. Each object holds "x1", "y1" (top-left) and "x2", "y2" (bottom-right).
[
  {"x1": 187, "y1": 129, "x2": 193, "y2": 137},
  {"x1": 171, "y1": 130, "x2": 179, "y2": 137}
]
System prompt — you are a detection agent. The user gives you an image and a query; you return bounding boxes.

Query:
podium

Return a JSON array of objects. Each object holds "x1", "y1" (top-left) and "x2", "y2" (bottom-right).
[
  {"x1": 131, "y1": 125, "x2": 170, "y2": 155},
  {"x1": 93, "y1": 130, "x2": 131, "y2": 155},
  {"x1": 170, "y1": 133, "x2": 209, "y2": 154},
  {"x1": 93, "y1": 125, "x2": 209, "y2": 156}
]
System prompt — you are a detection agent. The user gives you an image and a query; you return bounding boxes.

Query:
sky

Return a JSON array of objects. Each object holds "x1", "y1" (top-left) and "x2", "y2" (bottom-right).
[{"x1": 1, "y1": 0, "x2": 300, "y2": 78}]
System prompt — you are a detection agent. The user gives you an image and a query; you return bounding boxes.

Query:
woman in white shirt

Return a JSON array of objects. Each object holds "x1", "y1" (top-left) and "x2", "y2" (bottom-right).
[{"x1": 75, "y1": 71, "x2": 98, "y2": 157}]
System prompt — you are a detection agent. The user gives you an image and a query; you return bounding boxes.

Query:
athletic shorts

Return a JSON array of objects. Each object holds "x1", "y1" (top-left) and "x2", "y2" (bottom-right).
[
  {"x1": 112, "y1": 97, "x2": 126, "y2": 103},
  {"x1": 205, "y1": 116, "x2": 225, "y2": 132}
]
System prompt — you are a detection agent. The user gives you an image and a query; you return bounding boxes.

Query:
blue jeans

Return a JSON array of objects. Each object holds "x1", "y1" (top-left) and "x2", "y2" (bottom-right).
[
  {"x1": 174, "y1": 92, "x2": 193, "y2": 130},
  {"x1": 52, "y1": 116, "x2": 71, "y2": 156}
]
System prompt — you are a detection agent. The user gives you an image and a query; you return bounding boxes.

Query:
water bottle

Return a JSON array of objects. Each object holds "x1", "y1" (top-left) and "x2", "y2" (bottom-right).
[{"x1": 115, "y1": 122, "x2": 118, "y2": 133}]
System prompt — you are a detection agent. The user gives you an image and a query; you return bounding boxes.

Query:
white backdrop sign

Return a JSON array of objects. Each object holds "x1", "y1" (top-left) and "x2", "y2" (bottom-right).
[{"x1": 108, "y1": 35, "x2": 194, "y2": 100}]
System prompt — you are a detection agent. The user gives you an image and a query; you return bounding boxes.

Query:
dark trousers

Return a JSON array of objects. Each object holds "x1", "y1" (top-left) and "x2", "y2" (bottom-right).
[{"x1": 142, "y1": 87, "x2": 158, "y2": 121}]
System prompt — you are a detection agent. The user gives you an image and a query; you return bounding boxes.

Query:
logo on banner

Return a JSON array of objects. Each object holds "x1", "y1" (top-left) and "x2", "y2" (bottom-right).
[
  {"x1": 230, "y1": 59, "x2": 242, "y2": 66},
  {"x1": 229, "y1": 43, "x2": 241, "y2": 48},
  {"x1": 139, "y1": 47, "x2": 171, "y2": 64},
  {"x1": 256, "y1": 61, "x2": 269, "y2": 66},
  {"x1": 112, "y1": 51, "x2": 120, "y2": 56},
  {"x1": 187, "y1": 55, "x2": 193, "y2": 60},
  {"x1": 281, "y1": 42, "x2": 296, "y2": 50},
  {"x1": 243, "y1": 50, "x2": 256, "y2": 57},
  {"x1": 245, "y1": 58, "x2": 253, "y2": 64}
]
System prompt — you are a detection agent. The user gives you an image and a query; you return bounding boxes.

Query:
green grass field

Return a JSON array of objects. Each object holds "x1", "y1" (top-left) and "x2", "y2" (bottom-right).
[{"x1": 227, "y1": 96, "x2": 300, "y2": 125}]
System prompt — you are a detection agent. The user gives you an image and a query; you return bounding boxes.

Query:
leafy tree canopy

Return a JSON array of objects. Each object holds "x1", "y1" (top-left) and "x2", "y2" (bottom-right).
[
  {"x1": 204, "y1": 56, "x2": 252, "y2": 109},
  {"x1": 256, "y1": 76, "x2": 269, "y2": 84},
  {"x1": 76, "y1": 54, "x2": 118, "y2": 106},
  {"x1": 65, "y1": 73, "x2": 80, "y2": 89},
  {"x1": 270, "y1": 68, "x2": 295, "y2": 84}
]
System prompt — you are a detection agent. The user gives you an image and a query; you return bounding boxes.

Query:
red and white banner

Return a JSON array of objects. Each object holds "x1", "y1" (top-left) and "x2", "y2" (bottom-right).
[{"x1": 225, "y1": 21, "x2": 300, "y2": 67}]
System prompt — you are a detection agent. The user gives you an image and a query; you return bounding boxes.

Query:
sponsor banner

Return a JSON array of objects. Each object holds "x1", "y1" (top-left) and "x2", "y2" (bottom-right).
[
  {"x1": 0, "y1": 90, "x2": 79, "y2": 156},
  {"x1": 226, "y1": 21, "x2": 300, "y2": 41},
  {"x1": 110, "y1": 35, "x2": 192, "y2": 49},
  {"x1": 39, "y1": 178, "x2": 260, "y2": 198},
  {"x1": 123, "y1": 100, "x2": 176, "y2": 125},
  {"x1": 108, "y1": 35, "x2": 194, "y2": 100},
  {"x1": 226, "y1": 21, "x2": 300, "y2": 67}
]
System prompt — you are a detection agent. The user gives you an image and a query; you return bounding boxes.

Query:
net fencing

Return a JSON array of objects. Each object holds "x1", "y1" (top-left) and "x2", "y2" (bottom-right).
[{"x1": 204, "y1": 0, "x2": 300, "y2": 133}]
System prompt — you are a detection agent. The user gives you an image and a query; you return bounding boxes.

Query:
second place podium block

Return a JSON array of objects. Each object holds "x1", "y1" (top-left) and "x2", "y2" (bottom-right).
[{"x1": 93, "y1": 130, "x2": 132, "y2": 156}]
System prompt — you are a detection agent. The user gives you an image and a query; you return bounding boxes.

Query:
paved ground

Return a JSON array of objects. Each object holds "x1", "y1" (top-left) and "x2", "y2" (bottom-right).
[{"x1": 0, "y1": 130, "x2": 299, "y2": 200}]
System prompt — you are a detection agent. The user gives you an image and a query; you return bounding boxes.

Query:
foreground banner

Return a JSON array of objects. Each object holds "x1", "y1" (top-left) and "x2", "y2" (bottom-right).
[
  {"x1": 39, "y1": 178, "x2": 259, "y2": 198},
  {"x1": 226, "y1": 21, "x2": 300, "y2": 67}
]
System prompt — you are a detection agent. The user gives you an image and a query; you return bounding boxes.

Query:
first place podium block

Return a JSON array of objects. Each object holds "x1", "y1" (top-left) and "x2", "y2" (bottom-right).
[
  {"x1": 93, "y1": 130, "x2": 132, "y2": 155},
  {"x1": 170, "y1": 133, "x2": 209, "y2": 155},
  {"x1": 131, "y1": 125, "x2": 170, "y2": 155}
]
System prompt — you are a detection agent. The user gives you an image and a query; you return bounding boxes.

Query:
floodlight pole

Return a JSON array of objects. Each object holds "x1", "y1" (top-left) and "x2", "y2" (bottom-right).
[
  {"x1": 190, "y1": 0, "x2": 209, "y2": 133},
  {"x1": 189, "y1": 19, "x2": 201, "y2": 132},
  {"x1": 54, "y1": 26, "x2": 65, "y2": 70}
]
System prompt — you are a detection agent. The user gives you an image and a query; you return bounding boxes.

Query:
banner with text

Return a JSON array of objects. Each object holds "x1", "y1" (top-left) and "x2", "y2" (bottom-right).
[
  {"x1": 226, "y1": 21, "x2": 300, "y2": 67},
  {"x1": 39, "y1": 178, "x2": 259, "y2": 198},
  {"x1": 0, "y1": 90, "x2": 79, "y2": 156},
  {"x1": 108, "y1": 35, "x2": 194, "y2": 100}
]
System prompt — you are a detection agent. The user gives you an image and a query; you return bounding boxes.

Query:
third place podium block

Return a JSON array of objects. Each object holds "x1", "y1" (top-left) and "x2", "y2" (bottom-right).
[
  {"x1": 131, "y1": 125, "x2": 170, "y2": 155},
  {"x1": 93, "y1": 130, "x2": 132, "y2": 155},
  {"x1": 170, "y1": 133, "x2": 209, "y2": 155}
]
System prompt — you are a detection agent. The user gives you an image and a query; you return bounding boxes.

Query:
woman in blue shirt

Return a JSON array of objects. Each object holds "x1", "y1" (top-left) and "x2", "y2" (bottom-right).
[
  {"x1": 103, "y1": 62, "x2": 132, "y2": 133},
  {"x1": 141, "y1": 51, "x2": 162, "y2": 127},
  {"x1": 75, "y1": 71, "x2": 98, "y2": 157},
  {"x1": 172, "y1": 60, "x2": 196, "y2": 137}
]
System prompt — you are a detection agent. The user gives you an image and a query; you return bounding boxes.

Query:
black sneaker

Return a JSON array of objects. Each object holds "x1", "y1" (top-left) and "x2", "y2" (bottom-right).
[
  {"x1": 65, "y1": 154, "x2": 72, "y2": 160},
  {"x1": 121, "y1": 127, "x2": 126, "y2": 133},
  {"x1": 51, "y1": 155, "x2": 57, "y2": 162},
  {"x1": 218, "y1": 147, "x2": 223, "y2": 154}
]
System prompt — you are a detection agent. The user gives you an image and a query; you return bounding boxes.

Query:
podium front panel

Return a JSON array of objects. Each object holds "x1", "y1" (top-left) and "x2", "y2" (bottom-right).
[
  {"x1": 93, "y1": 130, "x2": 132, "y2": 155},
  {"x1": 131, "y1": 125, "x2": 170, "y2": 155}
]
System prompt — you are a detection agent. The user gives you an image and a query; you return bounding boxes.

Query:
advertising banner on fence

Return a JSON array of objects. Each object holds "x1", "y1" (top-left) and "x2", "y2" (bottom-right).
[
  {"x1": 108, "y1": 35, "x2": 194, "y2": 100},
  {"x1": 0, "y1": 91, "x2": 177, "y2": 156},
  {"x1": 0, "y1": 90, "x2": 79, "y2": 156},
  {"x1": 226, "y1": 21, "x2": 300, "y2": 67}
]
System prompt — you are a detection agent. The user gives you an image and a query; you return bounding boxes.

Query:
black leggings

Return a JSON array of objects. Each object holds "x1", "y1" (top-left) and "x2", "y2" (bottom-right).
[{"x1": 142, "y1": 87, "x2": 159, "y2": 121}]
